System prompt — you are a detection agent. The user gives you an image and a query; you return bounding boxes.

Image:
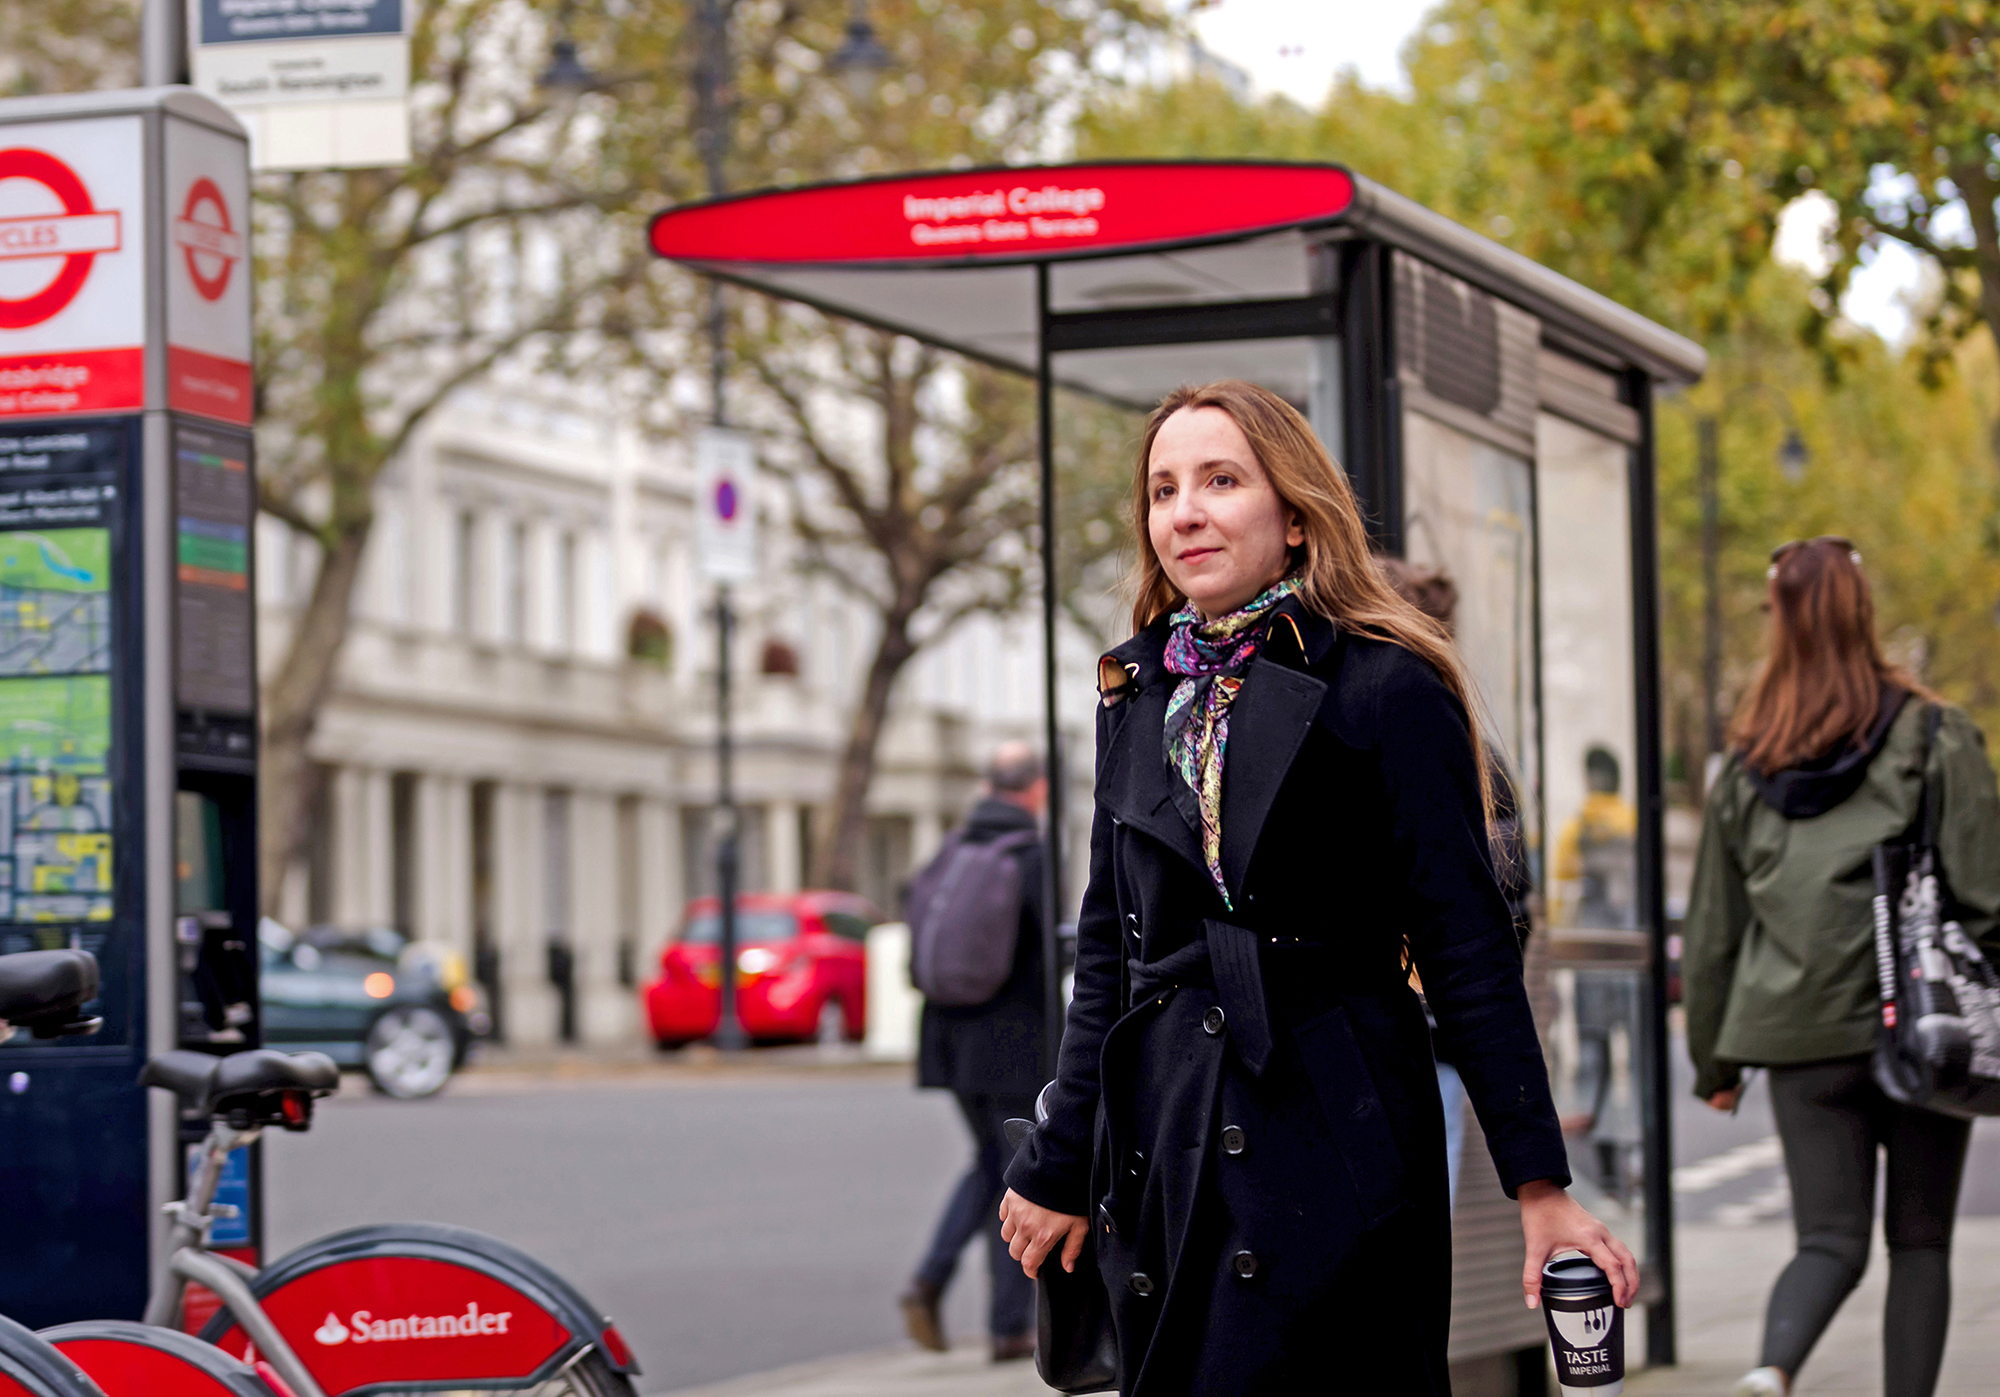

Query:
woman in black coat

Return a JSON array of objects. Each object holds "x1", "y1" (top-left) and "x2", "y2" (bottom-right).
[{"x1": 999, "y1": 381, "x2": 1636, "y2": 1394}]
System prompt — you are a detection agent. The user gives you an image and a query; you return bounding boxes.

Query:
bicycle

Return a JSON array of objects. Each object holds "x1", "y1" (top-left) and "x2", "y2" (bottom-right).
[{"x1": 0, "y1": 950, "x2": 642, "y2": 1397}]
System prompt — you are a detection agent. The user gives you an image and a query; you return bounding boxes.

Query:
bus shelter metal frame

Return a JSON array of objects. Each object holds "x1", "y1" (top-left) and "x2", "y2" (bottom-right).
[{"x1": 651, "y1": 162, "x2": 1704, "y2": 1367}]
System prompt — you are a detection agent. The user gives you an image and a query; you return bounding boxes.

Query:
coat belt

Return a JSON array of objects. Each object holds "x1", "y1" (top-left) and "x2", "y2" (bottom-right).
[{"x1": 1126, "y1": 919, "x2": 1276, "y2": 1076}]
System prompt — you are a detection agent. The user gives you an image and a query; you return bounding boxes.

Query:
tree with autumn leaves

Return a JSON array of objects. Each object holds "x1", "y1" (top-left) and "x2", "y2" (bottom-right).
[{"x1": 20, "y1": 0, "x2": 1172, "y2": 903}]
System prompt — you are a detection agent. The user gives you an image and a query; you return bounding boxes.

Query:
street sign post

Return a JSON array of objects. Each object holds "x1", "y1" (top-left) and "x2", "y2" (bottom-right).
[
  {"x1": 0, "y1": 87, "x2": 262, "y2": 1326},
  {"x1": 188, "y1": 0, "x2": 410, "y2": 170},
  {"x1": 694, "y1": 428, "x2": 755, "y2": 1051}
]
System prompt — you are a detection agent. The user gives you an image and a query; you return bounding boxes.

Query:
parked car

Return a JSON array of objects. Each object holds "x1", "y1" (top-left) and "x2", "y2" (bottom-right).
[
  {"x1": 258, "y1": 918, "x2": 490, "y2": 1098},
  {"x1": 644, "y1": 892, "x2": 882, "y2": 1047}
]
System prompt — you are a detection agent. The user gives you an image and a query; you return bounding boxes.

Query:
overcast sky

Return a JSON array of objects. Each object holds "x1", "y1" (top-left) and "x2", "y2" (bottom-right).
[{"x1": 1189, "y1": 0, "x2": 1923, "y2": 342}]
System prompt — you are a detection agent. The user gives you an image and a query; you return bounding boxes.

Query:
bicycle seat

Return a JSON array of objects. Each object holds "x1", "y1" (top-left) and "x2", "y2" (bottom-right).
[
  {"x1": 0, "y1": 949, "x2": 101, "y2": 1038},
  {"x1": 141, "y1": 1048, "x2": 340, "y2": 1127}
]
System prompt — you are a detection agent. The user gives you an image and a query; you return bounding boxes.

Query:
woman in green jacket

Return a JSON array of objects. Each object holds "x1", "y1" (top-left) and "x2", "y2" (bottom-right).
[{"x1": 1685, "y1": 537, "x2": 2000, "y2": 1397}]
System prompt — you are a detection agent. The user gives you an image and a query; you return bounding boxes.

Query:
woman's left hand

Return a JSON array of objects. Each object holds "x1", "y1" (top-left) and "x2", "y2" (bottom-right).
[{"x1": 1518, "y1": 1179, "x2": 1639, "y2": 1309}]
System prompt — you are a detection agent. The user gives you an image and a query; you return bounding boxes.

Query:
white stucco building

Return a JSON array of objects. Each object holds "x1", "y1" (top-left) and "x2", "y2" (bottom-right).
[{"x1": 260, "y1": 385, "x2": 1096, "y2": 1048}]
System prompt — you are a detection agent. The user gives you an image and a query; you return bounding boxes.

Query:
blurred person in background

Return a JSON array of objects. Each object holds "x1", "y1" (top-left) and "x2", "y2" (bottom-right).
[
  {"x1": 1685, "y1": 536, "x2": 2000, "y2": 1397},
  {"x1": 999, "y1": 381, "x2": 1632, "y2": 1394},
  {"x1": 1380, "y1": 557, "x2": 1533, "y2": 1208},
  {"x1": 898, "y1": 741, "x2": 1047, "y2": 1362}
]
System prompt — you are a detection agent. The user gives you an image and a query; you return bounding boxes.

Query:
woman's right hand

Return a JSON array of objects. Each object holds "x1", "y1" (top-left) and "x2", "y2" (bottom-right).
[
  {"x1": 999, "y1": 1188, "x2": 1089, "y2": 1279},
  {"x1": 1706, "y1": 1087, "x2": 1740, "y2": 1113}
]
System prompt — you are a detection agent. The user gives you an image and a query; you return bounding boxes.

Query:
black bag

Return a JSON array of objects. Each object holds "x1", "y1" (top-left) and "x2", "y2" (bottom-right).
[
  {"x1": 907, "y1": 828, "x2": 1036, "y2": 1006},
  {"x1": 1004, "y1": 1087, "x2": 1118, "y2": 1394},
  {"x1": 1870, "y1": 705, "x2": 2000, "y2": 1118}
]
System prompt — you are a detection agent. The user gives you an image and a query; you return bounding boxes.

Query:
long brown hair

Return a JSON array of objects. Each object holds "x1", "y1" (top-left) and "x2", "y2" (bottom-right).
[
  {"x1": 1730, "y1": 537, "x2": 1929, "y2": 775},
  {"x1": 1127, "y1": 380, "x2": 1493, "y2": 826}
]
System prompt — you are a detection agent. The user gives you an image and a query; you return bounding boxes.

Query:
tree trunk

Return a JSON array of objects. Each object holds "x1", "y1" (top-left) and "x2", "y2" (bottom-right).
[
  {"x1": 814, "y1": 614, "x2": 917, "y2": 895},
  {"x1": 1954, "y1": 163, "x2": 2000, "y2": 462},
  {"x1": 258, "y1": 520, "x2": 373, "y2": 915}
]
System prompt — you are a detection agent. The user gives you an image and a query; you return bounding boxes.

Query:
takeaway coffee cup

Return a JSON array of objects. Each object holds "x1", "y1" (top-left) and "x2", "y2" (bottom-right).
[{"x1": 1540, "y1": 1254, "x2": 1623, "y2": 1397}]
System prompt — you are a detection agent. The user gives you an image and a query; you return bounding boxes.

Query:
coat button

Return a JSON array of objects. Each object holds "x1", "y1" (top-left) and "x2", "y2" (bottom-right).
[
  {"x1": 1202, "y1": 1006, "x2": 1225, "y2": 1036},
  {"x1": 1220, "y1": 1125, "x2": 1246, "y2": 1156},
  {"x1": 1128, "y1": 1272, "x2": 1155, "y2": 1297},
  {"x1": 1098, "y1": 1204, "x2": 1117, "y2": 1236},
  {"x1": 1232, "y1": 1251, "x2": 1259, "y2": 1279}
]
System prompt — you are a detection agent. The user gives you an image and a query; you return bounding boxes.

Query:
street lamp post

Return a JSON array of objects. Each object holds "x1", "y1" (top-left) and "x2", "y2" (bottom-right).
[
  {"x1": 1689, "y1": 385, "x2": 1810, "y2": 800},
  {"x1": 685, "y1": 0, "x2": 888, "y2": 1051}
]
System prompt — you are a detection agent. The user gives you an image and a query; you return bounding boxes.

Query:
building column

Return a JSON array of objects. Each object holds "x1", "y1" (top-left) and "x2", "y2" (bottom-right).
[
  {"x1": 331, "y1": 765, "x2": 391, "y2": 926},
  {"x1": 495, "y1": 783, "x2": 556, "y2": 1047},
  {"x1": 637, "y1": 796, "x2": 676, "y2": 974},
  {"x1": 570, "y1": 790, "x2": 628, "y2": 1043},
  {"x1": 414, "y1": 774, "x2": 472, "y2": 955},
  {"x1": 767, "y1": 800, "x2": 801, "y2": 895}
]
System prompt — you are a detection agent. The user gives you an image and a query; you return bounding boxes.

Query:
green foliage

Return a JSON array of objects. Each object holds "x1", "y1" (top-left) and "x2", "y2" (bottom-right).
[
  {"x1": 1657, "y1": 272, "x2": 2000, "y2": 763},
  {"x1": 1076, "y1": 13, "x2": 2000, "y2": 765},
  {"x1": 0, "y1": 0, "x2": 136, "y2": 95}
]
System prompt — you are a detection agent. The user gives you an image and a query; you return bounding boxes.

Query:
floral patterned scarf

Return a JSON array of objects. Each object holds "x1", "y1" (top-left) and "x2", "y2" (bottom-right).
[{"x1": 1161, "y1": 577, "x2": 1301, "y2": 908}]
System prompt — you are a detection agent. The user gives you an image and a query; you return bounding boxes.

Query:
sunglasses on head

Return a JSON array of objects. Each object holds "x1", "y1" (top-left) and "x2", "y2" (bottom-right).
[{"x1": 1768, "y1": 536, "x2": 1861, "y2": 578}]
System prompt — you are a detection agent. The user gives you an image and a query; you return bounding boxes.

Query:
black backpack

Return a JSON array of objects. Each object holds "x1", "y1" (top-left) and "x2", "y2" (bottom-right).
[{"x1": 907, "y1": 827, "x2": 1036, "y2": 1006}]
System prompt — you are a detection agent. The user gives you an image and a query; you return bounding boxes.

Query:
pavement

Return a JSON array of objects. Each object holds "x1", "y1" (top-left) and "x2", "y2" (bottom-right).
[
  {"x1": 661, "y1": 1218, "x2": 2000, "y2": 1397},
  {"x1": 267, "y1": 1041, "x2": 2000, "y2": 1397}
]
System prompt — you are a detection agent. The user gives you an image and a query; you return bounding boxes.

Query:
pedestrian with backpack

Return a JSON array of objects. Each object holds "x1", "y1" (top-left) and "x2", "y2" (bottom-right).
[
  {"x1": 1684, "y1": 537, "x2": 2000, "y2": 1397},
  {"x1": 899, "y1": 741, "x2": 1048, "y2": 1362}
]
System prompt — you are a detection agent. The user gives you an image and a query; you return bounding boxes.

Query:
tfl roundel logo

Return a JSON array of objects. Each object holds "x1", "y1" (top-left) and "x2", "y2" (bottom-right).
[
  {"x1": 174, "y1": 177, "x2": 244, "y2": 303},
  {"x1": 0, "y1": 147, "x2": 123, "y2": 330}
]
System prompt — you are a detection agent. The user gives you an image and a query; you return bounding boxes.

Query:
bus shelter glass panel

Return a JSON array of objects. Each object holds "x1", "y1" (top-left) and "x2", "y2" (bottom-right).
[
  {"x1": 1399, "y1": 412, "x2": 1538, "y2": 787},
  {"x1": 1535, "y1": 410, "x2": 1650, "y2": 1262},
  {"x1": 1051, "y1": 336, "x2": 1341, "y2": 452}
]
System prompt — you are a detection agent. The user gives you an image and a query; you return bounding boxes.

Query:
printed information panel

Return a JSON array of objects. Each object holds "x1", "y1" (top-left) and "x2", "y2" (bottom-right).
[{"x1": 0, "y1": 418, "x2": 124, "y2": 1045}]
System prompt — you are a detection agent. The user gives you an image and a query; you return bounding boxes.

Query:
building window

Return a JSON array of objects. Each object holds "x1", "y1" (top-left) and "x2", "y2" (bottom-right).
[
  {"x1": 453, "y1": 509, "x2": 477, "y2": 635},
  {"x1": 503, "y1": 520, "x2": 526, "y2": 645},
  {"x1": 555, "y1": 530, "x2": 577, "y2": 653},
  {"x1": 617, "y1": 795, "x2": 640, "y2": 988},
  {"x1": 543, "y1": 788, "x2": 571, "y2": 936},
  {"x1": 391, "y1": 771, "x2": 419, "y2": 935}
]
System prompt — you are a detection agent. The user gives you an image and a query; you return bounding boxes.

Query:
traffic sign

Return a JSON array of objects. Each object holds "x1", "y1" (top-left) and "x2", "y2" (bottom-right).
[
  {"x1": 190, "y1": 0, "x2": 411, "y2": 170},
  {"x1": 694, "y1": 428, "x2": 758, "y2": 584}
]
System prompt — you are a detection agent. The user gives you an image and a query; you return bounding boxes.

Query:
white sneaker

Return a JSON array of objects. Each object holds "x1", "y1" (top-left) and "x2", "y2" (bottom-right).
[{"x1": 1730, "y1": 1369, "x2": 1787, "y2": 1397}]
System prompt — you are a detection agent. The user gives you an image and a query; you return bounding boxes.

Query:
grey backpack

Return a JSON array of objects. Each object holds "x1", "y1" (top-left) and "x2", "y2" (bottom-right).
[{"x1": 907, "y1": 828, "x2": 1037, "y2": 1006}]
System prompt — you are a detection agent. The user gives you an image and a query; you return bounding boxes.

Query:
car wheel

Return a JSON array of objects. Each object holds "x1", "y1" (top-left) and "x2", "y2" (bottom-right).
[
  {"x1": 365, "y1": 1005, "x2": 458, "y2": 1098},
  {"x1": 815, "y1": 997, "x2": 847, "y2": 1047}
]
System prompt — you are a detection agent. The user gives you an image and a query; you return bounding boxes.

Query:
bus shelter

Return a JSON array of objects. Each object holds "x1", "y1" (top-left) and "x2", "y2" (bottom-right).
[{"x1": 650, "y1": 161, "x2": 1705, "y2": 1387}]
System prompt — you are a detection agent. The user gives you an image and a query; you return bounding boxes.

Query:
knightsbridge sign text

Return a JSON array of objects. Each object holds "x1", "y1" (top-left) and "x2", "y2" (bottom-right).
[{"x1": 903, "y1": 185, "x2": 1106, "y2": 248}]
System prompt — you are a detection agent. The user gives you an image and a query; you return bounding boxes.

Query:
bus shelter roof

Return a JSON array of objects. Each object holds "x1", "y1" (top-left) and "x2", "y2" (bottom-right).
[{"x1": 649, "y1": 161, "x2": 1707, "y2": 398}]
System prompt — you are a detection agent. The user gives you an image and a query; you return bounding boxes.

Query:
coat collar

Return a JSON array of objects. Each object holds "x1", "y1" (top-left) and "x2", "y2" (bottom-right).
[{"x1": 1095, "y1": 596, "x2": 1336, "y2": 904}]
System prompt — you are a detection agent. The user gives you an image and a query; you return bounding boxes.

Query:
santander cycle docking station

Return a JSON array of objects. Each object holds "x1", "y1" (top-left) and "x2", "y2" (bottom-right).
[
  {"x1": 651, "y1": 160, "x2": 1707, "y2": 1382},
  {"x1": 0, "y1": 85, "x2": 263, "y2": 1326}
]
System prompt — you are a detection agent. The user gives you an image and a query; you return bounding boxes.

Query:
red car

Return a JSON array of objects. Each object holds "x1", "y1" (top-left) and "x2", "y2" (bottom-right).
[{"x1": 644, "y1": 892, "x2": 883, "y2": 1047}]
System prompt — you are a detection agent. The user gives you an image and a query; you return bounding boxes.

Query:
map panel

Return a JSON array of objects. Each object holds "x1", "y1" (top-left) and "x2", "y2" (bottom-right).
[
  {"x1": 0, "y1": 673, "x2": 113, "y2": 922},
  {"x1": 0, "y1": 530, "x2": 112, "y2": 678}
]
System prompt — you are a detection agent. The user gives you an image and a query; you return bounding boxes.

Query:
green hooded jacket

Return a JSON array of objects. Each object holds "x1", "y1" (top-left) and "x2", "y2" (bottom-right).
[{"x1": 1683, "y1": 696, "x2": 2000, "y2": 1100}]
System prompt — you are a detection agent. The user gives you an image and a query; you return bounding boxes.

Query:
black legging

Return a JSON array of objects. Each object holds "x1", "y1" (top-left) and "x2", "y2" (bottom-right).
[{"x1": 1762, "y1": 1057, "x2": 1972, "y2": 1396}]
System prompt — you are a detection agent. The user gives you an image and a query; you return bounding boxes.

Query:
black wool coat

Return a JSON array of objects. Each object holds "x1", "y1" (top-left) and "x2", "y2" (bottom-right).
[
  {"x1": 916, "y1": 797, "x2": 1048, "y2": 1098},
  {"x1": 1004, "y1": 598, "x2": 1570, "y2": 1397}
]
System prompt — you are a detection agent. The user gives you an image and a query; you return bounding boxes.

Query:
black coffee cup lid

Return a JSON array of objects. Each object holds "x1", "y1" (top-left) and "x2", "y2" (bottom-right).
[{"x1": 1541, "y1": 1253, "x2": 1611, "y2": 1298}]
